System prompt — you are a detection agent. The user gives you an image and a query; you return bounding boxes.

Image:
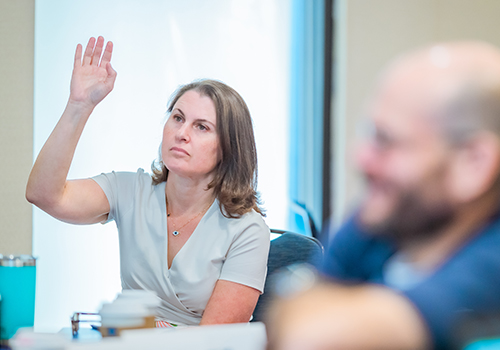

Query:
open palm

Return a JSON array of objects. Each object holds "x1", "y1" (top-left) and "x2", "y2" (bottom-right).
[{"x1": 69, "y1": 36, "x2": 117, "y2": 108}]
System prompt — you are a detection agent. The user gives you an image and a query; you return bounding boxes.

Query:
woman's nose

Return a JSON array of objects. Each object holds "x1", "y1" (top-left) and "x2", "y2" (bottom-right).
[{"x1": 176, "y1": 123, "x2": 190, "y2": 142}]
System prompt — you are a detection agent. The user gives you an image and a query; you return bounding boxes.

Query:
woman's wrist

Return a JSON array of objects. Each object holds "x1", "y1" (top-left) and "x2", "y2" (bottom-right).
[{"x1": 64, "y1": 98, "x2": 96, "y2": 121}]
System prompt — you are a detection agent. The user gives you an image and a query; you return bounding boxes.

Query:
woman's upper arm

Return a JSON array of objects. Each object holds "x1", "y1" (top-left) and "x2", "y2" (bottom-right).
[
  {"x1": 200, "y1": 279, "x2": 261, "y2": 325},
  {"x1": 198, "y1": 213, "x2": 270, "y2": 325},
  {"x1": 219, "y1": 219, "x2": 270, "y2": 293},
  {"x1": 45, "y1": 178, "x2": 110, "y2": 225}
]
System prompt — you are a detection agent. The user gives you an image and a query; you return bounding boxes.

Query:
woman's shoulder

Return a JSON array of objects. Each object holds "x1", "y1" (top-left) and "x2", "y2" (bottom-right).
[
  {"x1": 132, "y1": 168, "x2": 154, "y2": 182},
  {"x1": 214, "y1": 205, "x2": 270, "y2": 237},
  {"x1": 215, "y1": 203, "x2": 264, "y2": 222},
  {"x1": 93, "y1": 168, "x2": 157, "y2": 192},
  {"x1": 96, "y1": 168, "x2": 151, "y2": 181}
]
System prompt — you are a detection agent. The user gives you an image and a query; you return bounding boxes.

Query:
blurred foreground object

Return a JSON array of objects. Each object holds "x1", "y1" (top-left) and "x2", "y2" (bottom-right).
[
  {"x1": 266, "y1": 280, "x2": 429, "y2": 350},
  {"x1": 9, "y1": 322, "x2": 266, "y2": 350},
  {"x1": 269, "y1": 41, "x2": 500, "y2": 350},
  {"x1": 70, "y1": 290, "x2": 160, "y2": 338},
  {"x1": 10, "y1": 329, "x2": 69, "y2": 350}
]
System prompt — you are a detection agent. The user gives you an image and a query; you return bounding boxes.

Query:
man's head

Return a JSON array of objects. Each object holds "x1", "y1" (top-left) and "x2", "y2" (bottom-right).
[{"x1": 357, "y1": 42, "x2": 500, "y2": 244}]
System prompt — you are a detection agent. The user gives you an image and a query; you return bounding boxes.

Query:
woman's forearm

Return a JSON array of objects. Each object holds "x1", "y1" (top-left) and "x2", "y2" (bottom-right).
[{"x1": 26, "y1": 102, "x2": 93, "y2": 208}]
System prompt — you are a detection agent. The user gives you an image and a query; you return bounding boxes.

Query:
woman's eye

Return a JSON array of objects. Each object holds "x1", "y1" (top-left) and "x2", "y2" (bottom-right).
[
  {"x1": 173, "y1": 115, "x2": 183, "y2": 122},
  {"x1": 197, "y1": 124, "x2": 208, "y2": 131}
]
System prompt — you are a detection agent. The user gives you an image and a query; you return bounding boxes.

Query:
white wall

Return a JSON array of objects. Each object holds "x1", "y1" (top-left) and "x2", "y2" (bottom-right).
[{"x1": 33, "y1": 0, "x2": 290, "y2": 332}]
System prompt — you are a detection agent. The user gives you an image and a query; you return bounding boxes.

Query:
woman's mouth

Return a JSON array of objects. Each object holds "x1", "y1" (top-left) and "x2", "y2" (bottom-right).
[{"x1": 170, "y1": 147, "x2": 189, "y2": 156}]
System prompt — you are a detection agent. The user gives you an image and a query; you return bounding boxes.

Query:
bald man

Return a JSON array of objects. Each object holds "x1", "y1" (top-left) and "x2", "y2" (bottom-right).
[{"x1": 266, "y1": 42, "x2": 500, "y2": 350}]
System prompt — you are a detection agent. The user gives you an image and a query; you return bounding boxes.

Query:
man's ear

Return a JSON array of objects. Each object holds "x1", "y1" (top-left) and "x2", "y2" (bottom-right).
[{"x1": 447, "y1": 131, "x2": 500, "y2": 203}]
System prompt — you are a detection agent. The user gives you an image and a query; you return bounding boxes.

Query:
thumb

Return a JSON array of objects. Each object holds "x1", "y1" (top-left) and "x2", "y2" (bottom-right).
[{"x1": 106, "y1": 62, "x2": 117, "y2": 80}]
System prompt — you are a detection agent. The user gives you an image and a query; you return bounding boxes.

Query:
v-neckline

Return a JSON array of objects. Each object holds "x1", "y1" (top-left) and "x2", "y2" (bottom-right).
[{"x1": 163, "y1": 190, "x2": 216, "y2": 270}]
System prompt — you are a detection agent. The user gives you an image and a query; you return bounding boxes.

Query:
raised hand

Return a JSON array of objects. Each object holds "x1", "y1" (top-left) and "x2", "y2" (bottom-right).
[
  {"x1": 26, "y1": 36, "x2": 117, "y2": 224},
  {"x1": 69, "y1": 36, "x2": 117, "y2": 110}
]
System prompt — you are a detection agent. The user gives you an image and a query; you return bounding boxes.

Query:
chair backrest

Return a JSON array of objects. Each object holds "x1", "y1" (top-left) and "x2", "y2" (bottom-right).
[{"x1": 251, "y1": 231, "x2": 324, "y2": 322}]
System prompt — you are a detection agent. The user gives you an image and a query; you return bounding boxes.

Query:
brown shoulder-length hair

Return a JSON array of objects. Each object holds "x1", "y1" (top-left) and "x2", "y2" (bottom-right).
[{"x1": 151, "y1": 79, "x2": 264, "y2": 218}]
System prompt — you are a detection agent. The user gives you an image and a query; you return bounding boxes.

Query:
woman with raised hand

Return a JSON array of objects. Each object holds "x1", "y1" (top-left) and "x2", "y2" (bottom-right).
[{"x1": 26, "y1": 36, "x2": 270, "y2": 327}]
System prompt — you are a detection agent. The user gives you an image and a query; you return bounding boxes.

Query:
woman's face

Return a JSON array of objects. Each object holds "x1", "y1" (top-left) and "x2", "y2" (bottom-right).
[{"x1": 162, "y1": 90, "x2": 221, "y2": 180}]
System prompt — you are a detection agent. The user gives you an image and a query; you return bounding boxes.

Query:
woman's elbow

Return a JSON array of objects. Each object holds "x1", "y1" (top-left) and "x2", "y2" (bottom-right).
[
  {"x1": 25, "y1": 189, "x2": 47, "y2": 209},
  {"x1": 25, "y1": 183, "x2": 40, "y2": 205},
  {"x1": 25, "y1": 183, "x2": 58, "y2": 211}
]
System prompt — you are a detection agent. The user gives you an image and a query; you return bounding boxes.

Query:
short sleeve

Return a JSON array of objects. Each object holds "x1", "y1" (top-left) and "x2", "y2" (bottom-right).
[
  {"x1": 91, "y1": 170, "x2": 143, "y2": 224},
  {"x1": 219, "y1": 214, "x2": 270, "y2": 293}
]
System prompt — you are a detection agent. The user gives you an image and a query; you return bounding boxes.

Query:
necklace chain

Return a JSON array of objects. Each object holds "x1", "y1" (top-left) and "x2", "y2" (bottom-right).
[{"x1": 166, "y1": 197, "x2": 212, "y2": 236}]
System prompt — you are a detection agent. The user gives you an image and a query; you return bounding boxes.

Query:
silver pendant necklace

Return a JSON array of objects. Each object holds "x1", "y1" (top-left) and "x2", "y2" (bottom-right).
[{"x1": 166, "y1": 197, "x2": 211, "y2": 236}]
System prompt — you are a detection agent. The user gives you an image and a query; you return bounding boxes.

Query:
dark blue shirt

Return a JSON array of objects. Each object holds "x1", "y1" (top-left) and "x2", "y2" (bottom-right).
[{"x1": 320, "y1": 214, "x2": 500, "y2": 349}]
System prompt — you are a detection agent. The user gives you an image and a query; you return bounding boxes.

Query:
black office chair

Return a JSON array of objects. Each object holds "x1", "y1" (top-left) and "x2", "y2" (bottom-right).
[{"x1": 251, "y1": 230, "x2": 324, "y2": 323}]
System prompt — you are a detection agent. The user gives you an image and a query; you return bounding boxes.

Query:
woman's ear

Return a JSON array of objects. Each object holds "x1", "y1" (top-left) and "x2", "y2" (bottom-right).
[{"x1": 447, "y1": 131, "x2": 500, "y2": 203}]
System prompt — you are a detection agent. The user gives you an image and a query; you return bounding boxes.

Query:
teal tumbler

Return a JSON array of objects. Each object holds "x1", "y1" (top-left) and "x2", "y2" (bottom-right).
[{"x1": 0, "y1": 255, "x2": 37, "y2": 341}]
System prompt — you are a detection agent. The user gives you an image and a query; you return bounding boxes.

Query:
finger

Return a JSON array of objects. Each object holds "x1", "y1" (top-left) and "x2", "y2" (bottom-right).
[
  {"x1": 74, "y1": 44, "x2": 82, "y2": 68},
  {"x1": 100, "y1": 41, "x2": 113, "y2": 67},
  {"x1": 91, "y1": 36, "x2": 105, "y2": 66},
  {"x1": 82, "y1": 37, "x2": 96, "y2": 65}
]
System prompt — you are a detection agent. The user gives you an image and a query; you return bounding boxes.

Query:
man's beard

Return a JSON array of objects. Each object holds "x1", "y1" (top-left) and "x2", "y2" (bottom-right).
[{"x1": 359, "y1": 187, "x2": 457, "y2": 246}]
